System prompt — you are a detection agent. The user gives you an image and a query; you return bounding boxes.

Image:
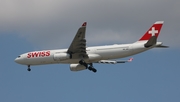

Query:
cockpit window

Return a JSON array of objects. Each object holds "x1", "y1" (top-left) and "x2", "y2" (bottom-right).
[{"x1": 18, "y1": 56, "x2": 21, "y2": 58}]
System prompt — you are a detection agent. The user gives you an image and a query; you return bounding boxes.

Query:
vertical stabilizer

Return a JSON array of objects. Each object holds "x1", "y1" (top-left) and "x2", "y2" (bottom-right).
[{"x1": 139, "y1": 21, "x2": 164, "y2": 41}]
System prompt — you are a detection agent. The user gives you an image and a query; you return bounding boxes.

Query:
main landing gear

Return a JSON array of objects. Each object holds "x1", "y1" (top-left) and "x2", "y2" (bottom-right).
[
  {"x1": 88, "y1": 63, "x2": 97, "y2": 73},
  {"x1": 79, "y1": 60, "x2": 97, "y2": 73},
  {"x1": 27, "y1": 65, "x2": 31, "y2": 71}
]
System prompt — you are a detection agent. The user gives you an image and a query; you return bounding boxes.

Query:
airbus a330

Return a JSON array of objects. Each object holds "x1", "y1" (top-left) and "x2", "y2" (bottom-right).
[{"x1": 15, "y1": 21, "x2": 167, "y2": 72}]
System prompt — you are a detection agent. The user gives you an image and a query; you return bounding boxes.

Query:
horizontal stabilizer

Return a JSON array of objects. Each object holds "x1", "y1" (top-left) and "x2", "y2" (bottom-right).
[
  {"x1": 97, "y1": 58, "x2": 133, "y2": 64},
  {"x1": 155, "y1": 45, "x2": 169, "y2": 48}
]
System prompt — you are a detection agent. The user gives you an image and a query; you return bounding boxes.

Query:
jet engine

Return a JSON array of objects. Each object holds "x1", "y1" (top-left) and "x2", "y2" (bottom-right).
[
  {"x1": 53, "y1": 53, "x2": 70, "y2": 61},
  {"x1": 70, "y1": 64, "x2": 86, "y2": 71}
]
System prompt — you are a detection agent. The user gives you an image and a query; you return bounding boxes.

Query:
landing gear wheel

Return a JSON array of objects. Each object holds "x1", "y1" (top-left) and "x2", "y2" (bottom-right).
[
  {"x1": 92, "y1": 68, "x2": 97, "y2": 73},
  {"x1": 88, "y1": 66, "x2": 97, "y2": 73},
  {"x1": 27, "y1": 68, "x2": 31, "y2": 71}
]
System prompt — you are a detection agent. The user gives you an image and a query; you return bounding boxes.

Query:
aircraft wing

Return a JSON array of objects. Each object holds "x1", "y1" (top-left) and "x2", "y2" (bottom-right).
[
  {"x1": 67, "y1": 22, "x2": 88, "y2": 59},
  {"x1": 97, "y1": 58, "x2": 133, "y2": 64}
]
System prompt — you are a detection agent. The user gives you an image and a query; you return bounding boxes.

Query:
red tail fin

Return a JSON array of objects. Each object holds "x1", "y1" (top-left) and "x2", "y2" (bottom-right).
[{"x1": 139, "y1": 21, "x2": 164, "y2": 41}]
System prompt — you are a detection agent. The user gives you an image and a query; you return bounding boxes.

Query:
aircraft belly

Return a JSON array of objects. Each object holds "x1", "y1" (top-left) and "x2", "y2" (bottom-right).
[
  {"x1": 130, "y1": 43, "x2": 152, "y2": 55},
  {"x1": 95, "y1": 46, "x2": 133, "y2": 60}
]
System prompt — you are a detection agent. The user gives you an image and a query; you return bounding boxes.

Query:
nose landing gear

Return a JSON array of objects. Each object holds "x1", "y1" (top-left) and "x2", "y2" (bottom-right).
[{"x1": 27, "y1": 65, "x2": 31, "y2": 71}]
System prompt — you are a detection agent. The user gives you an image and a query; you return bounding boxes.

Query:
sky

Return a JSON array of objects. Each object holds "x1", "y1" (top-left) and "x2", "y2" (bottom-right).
[{"x1": 0, "y1": 0, "x2": 180, "y2": 102}]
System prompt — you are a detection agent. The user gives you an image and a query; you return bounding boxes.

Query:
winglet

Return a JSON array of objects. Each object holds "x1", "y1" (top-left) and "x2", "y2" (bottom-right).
[{"x1": 82, "y1": 22, "x2": 87, "y2": 27}]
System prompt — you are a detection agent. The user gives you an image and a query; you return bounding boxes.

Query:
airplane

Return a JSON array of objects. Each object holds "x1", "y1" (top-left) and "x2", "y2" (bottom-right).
[{"x1": 15, "y1": 21, "x2": 168, "y2": 73}]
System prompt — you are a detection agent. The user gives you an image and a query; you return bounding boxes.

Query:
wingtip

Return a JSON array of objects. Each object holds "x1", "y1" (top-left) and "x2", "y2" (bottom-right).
[
  {"x1": 82, "y1": 22, "x2": 87, "y2": 26},
  {"x1": 155, "y1": 21, "x2": 164, "y2": 24}
]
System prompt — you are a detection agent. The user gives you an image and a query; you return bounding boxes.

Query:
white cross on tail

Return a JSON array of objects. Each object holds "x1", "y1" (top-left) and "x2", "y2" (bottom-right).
[{"x1": 148, "y1": 27, "x2": 158, "y2": 36}]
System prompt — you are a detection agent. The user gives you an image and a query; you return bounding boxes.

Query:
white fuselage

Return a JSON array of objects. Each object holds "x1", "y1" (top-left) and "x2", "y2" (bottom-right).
[{"x1": 15, "y1": 41, "x2": 162, "y2": 65}]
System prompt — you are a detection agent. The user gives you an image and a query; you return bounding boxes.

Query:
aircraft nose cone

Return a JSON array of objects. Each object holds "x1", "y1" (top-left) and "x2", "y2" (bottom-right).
[
  {"x1": 15, "y1": 58, "x2": 20, "y2": 64},
  {"x1": 15, "y1": 57, "x2": 24, "y2": 64},
  {"x1": 15, "y1": 54, "x2": 27, "y2": 65}
]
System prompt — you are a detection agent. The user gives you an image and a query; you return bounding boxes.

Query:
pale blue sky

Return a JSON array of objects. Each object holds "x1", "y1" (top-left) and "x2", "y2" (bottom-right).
[{"x1": 1, "y1": 0, "x2": 180, "y2": 102}]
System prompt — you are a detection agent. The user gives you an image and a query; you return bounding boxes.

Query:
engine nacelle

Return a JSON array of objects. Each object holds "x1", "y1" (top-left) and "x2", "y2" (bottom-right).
[
  {"x1": 53, "y1": 53, "x2": 70, "y2": 61},
  {"x1": 70, "y1": 64, "x2": 86, "y2": 71}
]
